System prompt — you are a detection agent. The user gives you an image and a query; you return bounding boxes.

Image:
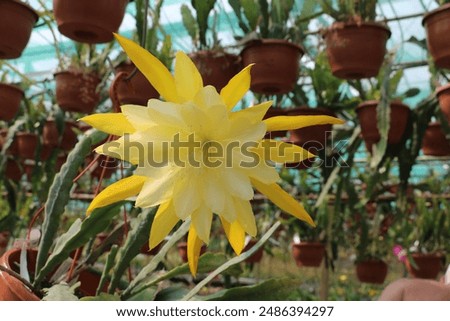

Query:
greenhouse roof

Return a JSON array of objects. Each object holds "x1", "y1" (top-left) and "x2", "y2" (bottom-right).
[{"x1": 2, "y1": 0, "x2": 449, "y2": 182}]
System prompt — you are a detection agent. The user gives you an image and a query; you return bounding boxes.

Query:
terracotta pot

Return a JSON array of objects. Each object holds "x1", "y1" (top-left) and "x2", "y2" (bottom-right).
[
  {"x1": 177, "y1": 242, "x2": 206, "y2": 263},
  {"x1": 0, "y1": 248, "x2": 40, "y2": 301},
  {"x1": 60, "y1": 121, "x2": 79, "y2": 151},
  {"x1": 43, "y1": 119, "x2": 59, "y2": 147},
  {"x1": 291, "y1": 242, "x2": 325, "y2": 267},
  {"x1": 436, "y1": 84, "x2": 450, "y2": 123},
  {"x1": 243, "y1": 239, "x2": 264, "y2": 264},
  {"x1": 190, "y1": 51, "x2": 241, "y2": 91},
  {"x1": 324, "y1": 22, "x2": 391, "y2": 79},
  {"x1": 263, "y1": 107, "x2": 288, "y2": 138},
  {"x1": 77, "y1": 269, "x2": 108, "y2": 297},
  {"x1": 422, "y1": 122, "x2": 450, "y2": 156},
  {"x1": 356, "y1": 101, "x2": 410, "y2": 152},
  {"x1": 241, "y1": 39, "x2": 304, "y2": 94},
  {"x1": 114, "y1": 62, "x2": 159, "y2": 105},
  {"x1": 55, "y1": 70, "x2": 101, "y2": 114},
  {"x1": 0, "y1": 0, "x2": 38, "y2": 59},
  {"x1": 53, "y1": 0, "x2": 129, "y2": 44},
  {"x1": 5, "y1": 159, "x2": 22, "y2": 181},
  {"x1": 423, "y1": 4, "x2": 450, "y2": 69},
  {"x1": 16, "y1": 132, "x2": 38, "y2": 160},
  {"x1": 0, "y1": 83, "x2": 24, "y2": 121},
  {"x1": 406, "y1": 253, "x2": 443, "y2": 279},
  {"x1": 356, "y1": 259, "x2": 388, "y2": 284},
  {"x1": 287, "y1": 107, "x2": 336, "y2": 150}
]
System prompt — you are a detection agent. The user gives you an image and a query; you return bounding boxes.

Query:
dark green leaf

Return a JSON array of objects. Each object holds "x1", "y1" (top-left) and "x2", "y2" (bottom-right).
[{"x1": 205, "y1": 277, "x2": 302, "y2": 300}]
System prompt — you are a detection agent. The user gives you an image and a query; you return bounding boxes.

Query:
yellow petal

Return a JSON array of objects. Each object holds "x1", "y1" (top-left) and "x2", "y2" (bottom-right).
[
  {"x1": 191, "y1": 205, "x2": 213, "y2": 244},
  {"x1": 251, "y1": 178, "x2": 315, "y2": 226},
  {"x1": 234, "y1": 198, "x2": 257, "y2": 237},
  {"x1": 253, "y1": 140, "x2": 316, "y2": 163},
  {"x1": 149, "y1": 201, "x2": 179, "y2": 249},
  {"x1": 174, "y1": 51, "x2": 203, "y2": 102},
  {"x1": 220, "y1": 217, "x2": 245, "y2": 255},
  {"x1": 187, "y1": 225, "x2": 204, "y2": 276},
  {"x1": 264, "y1": 115, "x2": 344, "y2": 132},
  {"x1": 79, "y1": 113, "x2": 135, "y2": 136},
  {"x1": 86, "y1": 175, "x2": 147, "y2": 214},
  {"x1": 220, "y1": 64, "x2": 253, "y2": 111},
  {"x1": 135, "y1": 167, "x2": 180, "y2": 208},
  {"x1": 114, "y1": 33, "x2": 180, "y2": 103},
  {"x1": 230, "y1": 101, "x2": 273, "y2": 123}
]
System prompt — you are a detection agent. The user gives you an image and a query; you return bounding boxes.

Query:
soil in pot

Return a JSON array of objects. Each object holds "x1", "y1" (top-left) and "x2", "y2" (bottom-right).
[
  {"x1": 55, "y1": 70, "x2": 101, "y2": 114},
  {"x1": 0, "y1": 248, "x2": 40, "y2": 301},
  {"x1": 190, "y1": 51, "x2": 241, "y2": 92},
  {"x1": 114, "y1": 62, "x2": 159, "y2": 105},
  {"x1": 291, "y1": 242, "x2": 325, "y2": 267},
  {"x1": 423, "y1": 4, "x2": 450, "y2": 69},
  {"x1": 16, "y1": 132, "x2": 38, "y2": 160},
  {"x1": 0, "y1": 0, "x2": 38, "y2": 59},
  {"x1": 436, "y1": 84, "x2": 450, "y2": 122},
  {"x1": 324, "y1": 22, "x2": 391, "y2": 79},
  {"x1": 243, "y1": 239, "x2": 264, "y2": 264},
  {"x1": 356, "y1": 259, "x2": 388, "y2": 284},
  {"x1": 406, "y1": 253, "x2": 444, "y2": 279},
  {"x1": 241, "y1": 39, "x2": 304, "y2": 95},
  {"x1": 0, "y1": 83, "x2": 24, "y2": 121},
  {"x1": 53, "y1": 0, "x2": 129, "y2": 44},
  {"x1": 356, "y1": 100, "x2": 410, "y2": 152},
  {"x1": 422, "y1": 122, "x2": 450, "y2": 156}
]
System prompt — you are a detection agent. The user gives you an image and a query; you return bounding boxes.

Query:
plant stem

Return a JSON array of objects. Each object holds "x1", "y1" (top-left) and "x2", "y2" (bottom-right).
[{"x1": 181, "y1": 221, "x2": 281, "y2": 301}]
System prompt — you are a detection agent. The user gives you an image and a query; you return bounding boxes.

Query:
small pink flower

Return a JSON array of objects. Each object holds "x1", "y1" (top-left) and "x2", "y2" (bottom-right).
[{"x1": 393, "y1": 245, "x2": 407, "y2": 263}]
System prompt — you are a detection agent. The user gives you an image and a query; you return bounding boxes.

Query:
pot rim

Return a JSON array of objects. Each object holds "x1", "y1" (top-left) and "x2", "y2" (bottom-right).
[
  {"x1": 0, "y1": 83, "x2": 25, "y2": 96},
  {"x1": 356, "y1": 100, "x2": 410, "y2": 112},
  {"x1": 325, "y1": 21, "x2": 391, "y2": 38},
  {"x1": 2, "y1": 0, "x2": 39, "y2": 24},
  {"x1": 422, "y1": 3, "x2": 450, "y2": 26},
  {"x1": 435, "y1": 83, "x2": 450, "y2": 96},
  {"x1": 241, "y1": 38, "x2": 305, "y2": 55}
]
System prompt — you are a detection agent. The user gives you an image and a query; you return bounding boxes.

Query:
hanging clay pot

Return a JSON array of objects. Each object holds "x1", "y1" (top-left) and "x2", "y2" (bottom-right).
[
  {"x1": 422, "y1": 122, "x2": 450, "y2": 156},
  {"x1": 356, "y1": 100, "x2": 410, "y2": 152},
  {"x1": 5, "y1": 159, "x2": 22, "y2": 181},
  {"x1": 436, "y1": 84, "x2": 450, "y2": 122},
  {"x1": 406, "y1": 253, "x2": 443, "y2": 279},
  {"x1": 291, "y1": 242, "x2": 325, "y2": 267},
  {"x1": 114, "y1": 61, "x2": 159, "y2": 105},
  {"x1": 243, "y1": 239, "x2": 264, "y2": 264},
  {"x1": 55, "y1": 70, "x2": 101, "y2": 114},
  {"x1": 0, "y1": 83, "x2": 24, "y2": 121},
  {"x1": 263, "y1": 107, "x2": 288, "y2": 138},
  {"x1": 60, "y1": 121, "x2": 78, "y2": 152},
  {"x1": 356, "y1": 259, "x2": 388, "y2": 284},
  {"x1": 423, "y1": 4, "x2": 450, "y2": 69},
  {"x1": 0, "y1": 248, "x2": 40, "y2": 301},
  {"x1": 53, "y1": 0, "x2": 129, "y2": 44},
  {"x1": 324, "y1": 22, "x2": 391, "y2": 79},
  {"x1": 241, "y1": 39, "x2": 304, "y2": 94},
  {"x1": 42, "y1": 119, "x2": 59, "y2": 147},
  {"x1": 0, "y1": 0, "x2": 38, "y2": 59},
  {"x1": 16, "y1": 132, "x2": 38, "y2": 160},
  {"x1": 190, "y1": 51, "x2": 241, "y2": 91}
]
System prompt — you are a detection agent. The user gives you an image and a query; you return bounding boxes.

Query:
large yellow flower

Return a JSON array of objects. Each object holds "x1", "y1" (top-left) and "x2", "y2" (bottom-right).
[{"x1": 81, "y1": 34, "x2": 343, "y2": 275}]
